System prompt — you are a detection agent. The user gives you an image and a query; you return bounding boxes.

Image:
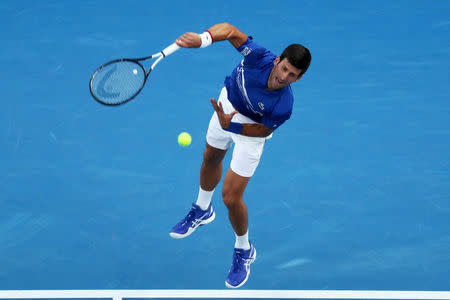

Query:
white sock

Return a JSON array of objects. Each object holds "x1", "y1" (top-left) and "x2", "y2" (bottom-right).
[
  {"x1": 234, "y1": 231, "x2": 250, "y2": 250},
  {"x1": 195, "y1": 187, "x2": 214, "y2": 210}
]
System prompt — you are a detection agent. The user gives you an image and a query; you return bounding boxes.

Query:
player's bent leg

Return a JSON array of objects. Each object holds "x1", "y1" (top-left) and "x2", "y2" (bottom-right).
[
  {"x1": 222, "y1": 131, "x2": 264, "y2": 288},
  {"x1": 169, "y1": 144, "x2": 226, "y2": 239},
  {"x1": 221, "y1": 169, "x2": 256, "y2": 288}
]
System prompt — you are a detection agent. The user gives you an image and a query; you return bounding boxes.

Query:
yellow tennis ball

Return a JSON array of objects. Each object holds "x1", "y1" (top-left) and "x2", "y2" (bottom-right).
[{"x1": 178, "y1": 132, "x2": 192, "y2": 146}]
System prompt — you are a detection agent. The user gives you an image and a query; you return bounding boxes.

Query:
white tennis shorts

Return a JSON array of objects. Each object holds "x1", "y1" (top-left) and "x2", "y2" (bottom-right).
[{"x1": 206, "y1": 87, "x2": 269, "y2": 177}]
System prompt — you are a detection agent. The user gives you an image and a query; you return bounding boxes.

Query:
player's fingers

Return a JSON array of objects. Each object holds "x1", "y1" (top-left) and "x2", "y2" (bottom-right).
[
  {"x1": 210, "y1": 98, "x2": 219, "y2": 111},
  {"x1": 177, "y1": 32, "x2": 201, "y2": 48},
  {"x1": 176, "y1": 34, "x2": 190, "y2": 46},
  {"x1": 218, "y1": 101, "x2": 225, "y2": 113},
  {"x1": 175, "y1": 39, "x2": 185, "y2": 47}
]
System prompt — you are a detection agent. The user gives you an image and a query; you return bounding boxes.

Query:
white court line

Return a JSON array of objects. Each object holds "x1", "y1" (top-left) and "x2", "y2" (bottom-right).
[{"x1": 0, "y1": 290, "x2": 450, "y2": 299}]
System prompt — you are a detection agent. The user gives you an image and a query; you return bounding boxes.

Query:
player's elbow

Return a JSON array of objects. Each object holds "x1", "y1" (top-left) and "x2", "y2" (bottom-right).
[
  {"x1": 262, "y1": 131, "x2": 273, "y2": 138},
  {"x1": 219, "y1": 22, "x2": 233, "y2": 29},
  {"x1": 221, "y1": 22, "x2": 238, "y2": 38}
]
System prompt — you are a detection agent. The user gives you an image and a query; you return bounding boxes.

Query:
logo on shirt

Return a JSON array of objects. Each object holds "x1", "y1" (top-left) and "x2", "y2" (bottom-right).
[
  {"x1": 240, "y1": 47, "x2": 251, "y2": 56},
  {"x1": 258, "y1": 102, "x2": 265, "y2": 110}
]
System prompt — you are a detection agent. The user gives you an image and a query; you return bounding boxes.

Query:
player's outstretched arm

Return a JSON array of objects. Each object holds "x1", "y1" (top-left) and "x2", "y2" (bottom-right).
[{"x1": 175, "y1": 22, "x2": 248, "y2": 49}]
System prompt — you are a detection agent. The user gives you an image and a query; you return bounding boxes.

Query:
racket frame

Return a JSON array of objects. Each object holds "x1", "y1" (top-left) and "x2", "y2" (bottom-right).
[{"x1": 89, "y1": 43, "x2": 180, "y2": 106}]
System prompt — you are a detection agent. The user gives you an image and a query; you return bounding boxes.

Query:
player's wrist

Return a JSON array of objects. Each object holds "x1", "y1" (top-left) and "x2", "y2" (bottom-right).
[
  {"x1": 199, "y1": 31, "x2": 213, "y2": 48},
  {"x1": 224, "y1": 122, "x2": 242, "y2": 134}
]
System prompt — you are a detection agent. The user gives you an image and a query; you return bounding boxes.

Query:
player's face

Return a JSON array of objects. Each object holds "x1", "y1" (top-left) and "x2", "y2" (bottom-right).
[{"x1": 267, "y1": 56, "x2": 303, "y2": 91}]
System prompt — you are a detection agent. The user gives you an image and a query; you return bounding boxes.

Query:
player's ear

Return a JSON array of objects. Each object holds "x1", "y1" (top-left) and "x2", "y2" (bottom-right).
[
  {"x1": 295, "y1": 73, "x2": 304, "y2": 82},
  {"x1": 274, "y1": 56, "x2": 280, "y2": 65}
]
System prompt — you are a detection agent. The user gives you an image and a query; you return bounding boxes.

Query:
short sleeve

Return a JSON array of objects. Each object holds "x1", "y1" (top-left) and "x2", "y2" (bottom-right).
[{"x1": 236, "y1": 37, "x2": 271, "y2": 66}]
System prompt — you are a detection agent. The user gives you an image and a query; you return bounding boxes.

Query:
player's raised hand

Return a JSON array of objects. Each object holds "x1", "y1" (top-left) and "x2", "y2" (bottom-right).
[
  {"x1": 176, "y1": 32, "x2": 202, "y2": 48},
  {"x1": 210, "y1": 98, "x2": 238, "y2": 130}
]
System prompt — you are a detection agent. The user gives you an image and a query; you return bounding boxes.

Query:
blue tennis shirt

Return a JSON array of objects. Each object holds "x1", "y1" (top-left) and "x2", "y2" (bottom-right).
[{"x1": 224, "y1": 37, "x2": 294, "y2": 130}]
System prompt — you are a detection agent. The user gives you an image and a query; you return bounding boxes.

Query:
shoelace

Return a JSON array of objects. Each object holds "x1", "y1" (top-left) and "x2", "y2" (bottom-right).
[
  {"x1": 180, "y1": 207, "x2": 198, "y2": 226},
  {"x1": 231, "y1": 251, "x2": 246, "y2": 272}
]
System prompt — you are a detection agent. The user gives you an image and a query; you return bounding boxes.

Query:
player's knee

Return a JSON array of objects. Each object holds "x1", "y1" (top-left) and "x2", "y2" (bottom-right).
[
  {"x1": 203, "y1": 146, "x2": 224, "y2": 167},
  {"x1": 222, "y1": 186, "x2": 242, "y2": 208},
  {"x1": 203, "y1": 150, "x2": 219, "y2": 166}
]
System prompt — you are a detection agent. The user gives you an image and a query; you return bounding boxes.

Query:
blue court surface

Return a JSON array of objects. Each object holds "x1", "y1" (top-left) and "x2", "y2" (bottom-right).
[{"x1": 1, "y1": 0, "x2": 449, "y2": 295}]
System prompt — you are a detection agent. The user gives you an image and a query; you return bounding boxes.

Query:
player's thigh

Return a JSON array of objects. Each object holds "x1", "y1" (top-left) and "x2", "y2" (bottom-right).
[{"x1": 230, "y1": 137, "x2": 266, "y2": 178}]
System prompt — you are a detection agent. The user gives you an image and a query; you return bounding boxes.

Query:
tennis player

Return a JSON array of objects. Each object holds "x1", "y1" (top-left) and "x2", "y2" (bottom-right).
[{"x1": 170, "y1": 22, "x2": 311, "y2": 288}]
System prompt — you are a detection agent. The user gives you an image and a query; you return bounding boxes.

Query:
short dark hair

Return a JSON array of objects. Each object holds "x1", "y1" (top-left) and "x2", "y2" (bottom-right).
[{"x1": 280, "y1": 44, "x2": 311, "y2": 75}]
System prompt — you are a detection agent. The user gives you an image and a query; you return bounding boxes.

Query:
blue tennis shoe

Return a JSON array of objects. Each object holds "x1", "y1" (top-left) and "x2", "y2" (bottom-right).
[
  {"x1": 225, "y1": 243, "x2": 256, "y2": 288},
  {"x1": 169, "y1": 203, "x2": 215, "y2": 239}
]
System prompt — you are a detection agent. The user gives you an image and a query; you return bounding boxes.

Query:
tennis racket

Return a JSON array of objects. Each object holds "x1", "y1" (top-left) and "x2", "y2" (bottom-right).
[{"x1": 89, "y1": 42, "x2": 180, "y2": 106}]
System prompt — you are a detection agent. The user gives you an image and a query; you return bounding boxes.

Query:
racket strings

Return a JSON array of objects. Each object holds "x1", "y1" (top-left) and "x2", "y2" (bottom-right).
[{"x1": 90, "y1": 61, "x2": 146, "y2": 105}]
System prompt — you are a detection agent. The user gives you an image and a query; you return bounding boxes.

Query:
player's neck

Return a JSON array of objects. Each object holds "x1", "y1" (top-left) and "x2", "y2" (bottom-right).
[{"x1": 265, "y1": 69, "x2": 279, "y2": 92}]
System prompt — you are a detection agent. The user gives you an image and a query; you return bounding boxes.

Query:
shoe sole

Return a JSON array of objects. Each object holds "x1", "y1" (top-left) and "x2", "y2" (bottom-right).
[
  {"x1": 169, "y1": 211, "x2": 215, "y2": 239},
  {"x1": 225, "y1": 247, "x2": 257, "y2": 289}
]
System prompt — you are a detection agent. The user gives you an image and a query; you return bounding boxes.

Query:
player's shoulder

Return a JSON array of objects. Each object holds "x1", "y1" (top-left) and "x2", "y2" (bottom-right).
[
  {"x1": 237, "y1": 37, "x2": 274, "y2": 60},
  {"x1": 280, "y1": 86, "x2": 294, "y2": 107},
  {"x1": 273, "y1": 87, "x2": 294, "y2": 116}
]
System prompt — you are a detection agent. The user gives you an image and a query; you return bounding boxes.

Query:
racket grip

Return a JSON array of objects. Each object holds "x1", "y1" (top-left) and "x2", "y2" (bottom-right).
[{"x1": 161, "y1": 43, "x2": 180, "y2": 57}]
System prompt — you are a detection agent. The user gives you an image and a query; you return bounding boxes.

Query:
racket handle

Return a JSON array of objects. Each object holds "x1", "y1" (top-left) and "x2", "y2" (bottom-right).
[{"x1": 161, "y1": 43, "x2": 180, "y2": 57}]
